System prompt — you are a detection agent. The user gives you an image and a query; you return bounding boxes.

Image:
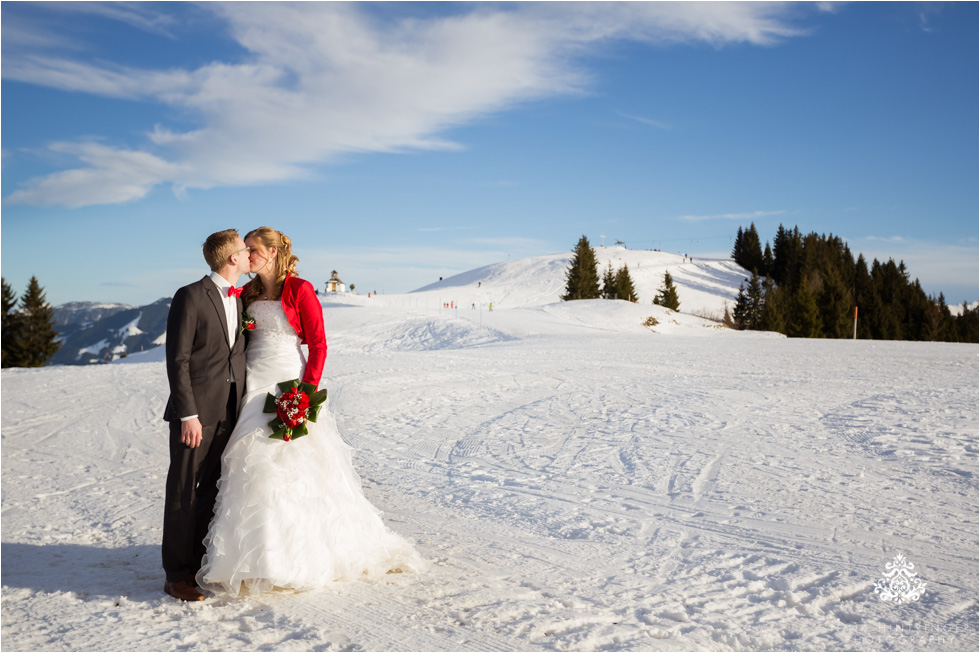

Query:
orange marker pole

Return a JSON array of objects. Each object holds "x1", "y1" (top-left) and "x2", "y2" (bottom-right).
[{"x1": 853, "y1": 306, "x2": 858, "y2": 340}]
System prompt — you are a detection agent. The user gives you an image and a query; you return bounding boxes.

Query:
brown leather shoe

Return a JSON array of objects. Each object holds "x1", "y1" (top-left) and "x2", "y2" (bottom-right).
[{"x1": 164, "y1": 580, "x2": 205, "y2": 602}]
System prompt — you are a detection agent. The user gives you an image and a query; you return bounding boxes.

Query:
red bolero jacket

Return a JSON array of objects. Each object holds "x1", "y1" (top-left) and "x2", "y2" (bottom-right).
[{"x1": 247, "y1": 275, "x2": 327, "y2": 386}]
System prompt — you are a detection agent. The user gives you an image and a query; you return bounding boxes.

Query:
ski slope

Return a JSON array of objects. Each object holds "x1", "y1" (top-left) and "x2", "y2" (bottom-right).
[
  {"x1": 404, "y1": 246, "x2": 746, "y2": 319},
  {"x1": 2, "y1": 271, "x2": 977, "y2": 651}
]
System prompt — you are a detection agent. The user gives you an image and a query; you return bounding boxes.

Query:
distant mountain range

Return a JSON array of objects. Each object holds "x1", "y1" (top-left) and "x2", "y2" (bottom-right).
[{"x1": 52, "y1": 298, "x2": 171, "y2": 365}]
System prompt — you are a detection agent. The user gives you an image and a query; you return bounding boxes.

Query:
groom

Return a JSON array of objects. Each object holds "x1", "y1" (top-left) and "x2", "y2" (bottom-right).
[{"x1": 162, "y1": 229, "x2": 250, "y2": 601}]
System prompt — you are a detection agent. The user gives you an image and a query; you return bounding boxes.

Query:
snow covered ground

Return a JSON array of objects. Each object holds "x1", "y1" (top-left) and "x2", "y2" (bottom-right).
[{"x1": 3, "y1": 283, "x2": 978, "y2": 651}]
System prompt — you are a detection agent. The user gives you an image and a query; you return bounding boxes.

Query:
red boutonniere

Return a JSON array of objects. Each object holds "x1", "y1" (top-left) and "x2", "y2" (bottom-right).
[
  {"x1": 241, "y1": 311, "x2": 256, "y2": 333},
  {"x1": 263, "y1": 379, "x2": 328, "y2": 442}
]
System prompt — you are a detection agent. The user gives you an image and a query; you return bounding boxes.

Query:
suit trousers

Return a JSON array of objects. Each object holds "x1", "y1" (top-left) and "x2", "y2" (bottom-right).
[{"x1": 161, "y1": 384, "x2": 237, "y2": 583}]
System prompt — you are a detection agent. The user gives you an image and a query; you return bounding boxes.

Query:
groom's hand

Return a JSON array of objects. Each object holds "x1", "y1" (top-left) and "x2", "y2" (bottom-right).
[{"x1": 180, "y1": 417, "x2": 204, "y2": 449}]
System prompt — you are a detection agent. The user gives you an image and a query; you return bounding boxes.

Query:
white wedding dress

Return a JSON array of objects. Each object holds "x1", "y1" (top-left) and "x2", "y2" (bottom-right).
[{"x1": 197, "y1": 300, "x2": 425, "y2": 597}]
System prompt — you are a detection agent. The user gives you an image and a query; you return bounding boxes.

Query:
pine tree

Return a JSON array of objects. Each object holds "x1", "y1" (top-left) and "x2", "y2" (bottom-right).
[
  {"x1": 601, "y1": 263, "x2": 616, "y2": 299},
  {"x1": 746, "y1": 271, "x2": 764, "y2": 329},
  {"x1": 770, "y1": 224, "x2": 790, "y2": 286},
  {"x1": 759, "y1": 277, "x2": 785, "y2": 333},
  {"x1": 786, "y1": 275, "x2": 821, "y2": 338},
  {"x1": 870, "y1": 259, "x2": 903, "y2": 340},
  {"x1": 955, "y1": 302, "x2": 979, "y2": 343},
  {"x1": 732, "y1": 282, "x2": 750, "y2": 330},
  {"x1": 722, "y1": 302, "x2": 734, "y2": 328},
  {"x1": 762, "y1": 242, "x2": 774, "y2": 278},
  {"x1": 6, "y1": 276, "x2": 61, "y2": 367},
  {"x1": 743, "y1": 223, "x2": 765, "y2": 274},
  {"x1": 562, "y1": 236, "x2": 601, "y2": 301},
  {"x1": 614, "y1": 265, "x2": 638, "y2": 302},
  {"x1": 732, "y1": 223, "x2": 764, "y2": 273},
  {"x1": 652, "y1": 270, "x2": 680, "y2": 311},
  {"x1": 731, "y1": 227, "x2": 744, "y2": 265},
  {"x1": 2, "y1": 277, "x2": 20, "y2": 368},
  {"x1": 732, "y1": 271, "x2": 765, "y2": 330},
  {"x1": 925, "y1": 293, "x2": 956, "y2": 342},
  {"x1": 817, "y1": 266, "x2": 851, "y2": 338},
  {"x1": 772, "y1": 226, "x2": 804, "y2": 291}
]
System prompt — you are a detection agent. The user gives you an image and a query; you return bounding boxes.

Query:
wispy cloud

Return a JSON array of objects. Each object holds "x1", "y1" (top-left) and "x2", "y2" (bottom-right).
[
  {"x1": 864, "y1": 235, "x2": 906, "y2": 244},
  {"x1": 54, "y1": 2, "x2": 179, "y2": 38},
  {"x1": 6, "y1": 141, "x2": 184, "y2": 208},
  {"x1": 678, "y1": 210, "x2": 787, "y2": 222},
  {"x1": 617, "y1": 111, "x2": 672, "y2": 130},
  {"x1": 3, "y1": 2, "x2": 813, "y2": 208}
]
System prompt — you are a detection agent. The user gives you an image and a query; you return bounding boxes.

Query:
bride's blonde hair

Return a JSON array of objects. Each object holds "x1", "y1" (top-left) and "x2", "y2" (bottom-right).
[{"x1": 242, "y1": 226, "x2": 299, "y2": 307}]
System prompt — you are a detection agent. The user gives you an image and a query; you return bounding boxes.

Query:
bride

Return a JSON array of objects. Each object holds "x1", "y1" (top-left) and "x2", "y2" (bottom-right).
[{"x1": 197, "y1": 226, "x2": 425, "y2": 597}]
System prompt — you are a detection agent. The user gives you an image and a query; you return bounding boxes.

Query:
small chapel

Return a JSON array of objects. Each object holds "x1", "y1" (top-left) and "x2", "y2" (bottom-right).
[{"x1": 324, "y1": 270, "x2": 347, "y2": 294}]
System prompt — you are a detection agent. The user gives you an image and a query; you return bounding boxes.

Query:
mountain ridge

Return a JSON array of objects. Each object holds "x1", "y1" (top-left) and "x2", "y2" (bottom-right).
[{"x1": 51, "y1": 298, "x2": 171, "y2": 365}]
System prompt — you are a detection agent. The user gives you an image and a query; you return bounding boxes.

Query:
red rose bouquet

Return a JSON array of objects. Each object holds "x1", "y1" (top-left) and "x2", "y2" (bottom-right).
[{"x1": 263, "y1": 379, "x2": 327, "y2": 441}]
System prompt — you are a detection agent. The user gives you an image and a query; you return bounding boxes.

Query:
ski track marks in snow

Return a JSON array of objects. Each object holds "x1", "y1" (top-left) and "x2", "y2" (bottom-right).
[{"x1": 2, "y1": 307, "x2": 978, "y2": 651}]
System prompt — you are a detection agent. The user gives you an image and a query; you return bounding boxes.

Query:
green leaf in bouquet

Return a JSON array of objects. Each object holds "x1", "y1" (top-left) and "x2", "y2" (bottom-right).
[
  {"x1": 277, "y1": 378, "x2": 300, "y2": 393},
  {"x1": 263, "y1": 393, "x2": 279, "y2": 414},
  {"x1": 299, "y1": 381, "x2": 317, "y2": 396},
  {"x1": 294, "y1": 422, "x2": 309, "y2": 439},
  {"x1": 307, "y1": 403, "x2": 323, "y2": 423},
  {"x1": 268, "y1": 418, "x2": 288, "y2": 440}
]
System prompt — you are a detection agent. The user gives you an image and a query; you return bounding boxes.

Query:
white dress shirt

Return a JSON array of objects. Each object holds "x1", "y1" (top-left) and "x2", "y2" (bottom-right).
[{"x1": 208, "y1": 272, "x2": 240, "y2": 348}]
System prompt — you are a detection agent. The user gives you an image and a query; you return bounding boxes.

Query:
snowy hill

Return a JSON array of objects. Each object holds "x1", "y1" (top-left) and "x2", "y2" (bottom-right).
[{"x1": 409, "y1": 246, "x2": 748, "y2": 318}]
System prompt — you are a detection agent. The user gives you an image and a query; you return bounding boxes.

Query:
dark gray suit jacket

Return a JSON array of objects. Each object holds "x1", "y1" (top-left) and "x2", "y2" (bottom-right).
[{"x1": 163, "y1": 276, "x2": 247, "y2": 426}]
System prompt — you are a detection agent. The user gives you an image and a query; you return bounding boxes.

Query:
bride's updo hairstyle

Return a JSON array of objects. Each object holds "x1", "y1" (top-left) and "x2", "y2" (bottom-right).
[{"x1": 241, "y1": 226, "x2": 300, "y2": 306}]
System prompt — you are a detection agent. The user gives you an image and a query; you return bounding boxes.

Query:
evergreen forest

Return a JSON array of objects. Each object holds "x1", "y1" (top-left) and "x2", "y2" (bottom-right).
[{"x1": 731, "y1": 224, "x2": 978, "y2": 343}]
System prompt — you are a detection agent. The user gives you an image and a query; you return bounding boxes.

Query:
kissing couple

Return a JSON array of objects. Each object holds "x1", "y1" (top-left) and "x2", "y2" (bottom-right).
[{"x1": 161, "y1": 227, "x2": 425, "y2": 601}]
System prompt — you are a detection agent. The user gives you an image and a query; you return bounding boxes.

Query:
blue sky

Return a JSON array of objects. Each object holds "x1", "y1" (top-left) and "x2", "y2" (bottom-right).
[{"x1": 2, "y1": 1, "x2": 977, "y2": 307}]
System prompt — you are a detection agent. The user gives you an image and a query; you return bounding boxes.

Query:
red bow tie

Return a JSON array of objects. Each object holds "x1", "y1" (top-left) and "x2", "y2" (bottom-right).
[{"x1": 228, "y1": 286, "x2": 243, "y2": 298}]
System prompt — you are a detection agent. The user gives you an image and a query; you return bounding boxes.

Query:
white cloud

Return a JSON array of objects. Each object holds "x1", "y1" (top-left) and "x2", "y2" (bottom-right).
[
  {"x1": 678, "y1": 210, "x2": 788, "y2": 222},
  {"x1": 3, "y1": 2, "x2": 813, "y2": 208},
  {"x1": 4, "y1": 142, "x2": 184, "y2": 208}
]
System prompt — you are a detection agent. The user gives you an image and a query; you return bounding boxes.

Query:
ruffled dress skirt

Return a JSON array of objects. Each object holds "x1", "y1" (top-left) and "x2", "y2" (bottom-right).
[{"x1": 197, "y1": 301, "x2": 425, "y2": 597}]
